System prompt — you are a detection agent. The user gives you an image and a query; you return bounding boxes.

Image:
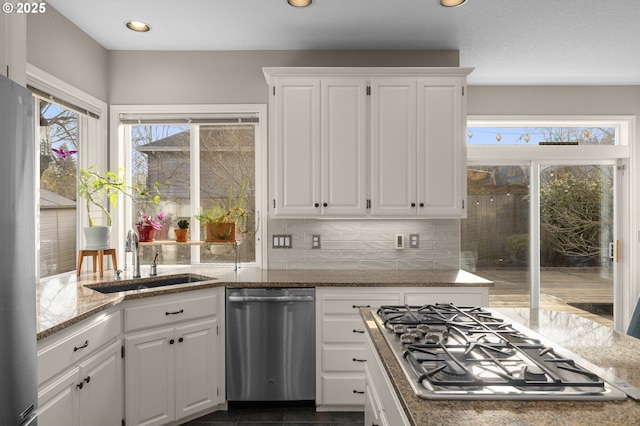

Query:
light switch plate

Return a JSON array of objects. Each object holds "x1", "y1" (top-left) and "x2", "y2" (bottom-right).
[
  {"x1": 395, "y1": 234, "x2": 404, "y2": 249},
  {"x1": 272, "y1": 234, "x2": 292, "y2": 248}
]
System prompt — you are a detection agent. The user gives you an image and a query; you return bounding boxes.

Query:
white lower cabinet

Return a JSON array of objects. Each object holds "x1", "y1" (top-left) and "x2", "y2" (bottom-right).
[
  {"x1": 124, "y1": 288, "x2": 224, "y2": 426},
  {"x1": 37, "y1": 309, "x2": 122, "y2": 426},
  {"x1": 316, "y1": 286, "x2": 488, "y2": 411},
  {"x1": 38, "y1": 340, "x2": 122, "y2": 426},
  {"x1": 364, "y1": 332, "x2": 409, "y2": 426}
]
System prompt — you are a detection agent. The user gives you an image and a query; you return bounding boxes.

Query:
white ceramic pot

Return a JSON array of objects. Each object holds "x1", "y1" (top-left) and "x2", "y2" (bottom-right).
[{"x1": 83, "y1": 226, "x2": 111, "y2": 250}]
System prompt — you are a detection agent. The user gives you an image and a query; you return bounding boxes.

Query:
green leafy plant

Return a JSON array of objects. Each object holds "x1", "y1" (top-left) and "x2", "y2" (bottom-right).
[
  {"x1": 177, "y1": 219, "x2": 190, "y2": 229},
  {"x1": 76, "y1": 166, "x2": 127, "y2": 227},
  {"x1": 196, "y1": 178, "x2": 248, "y2": 225}
]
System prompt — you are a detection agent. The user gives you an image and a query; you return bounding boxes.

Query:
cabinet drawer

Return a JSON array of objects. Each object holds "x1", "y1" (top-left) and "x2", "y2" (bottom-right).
[
  {"x1": 321, "y1": 376, "x2": 366, "y2": 406},
  {"x1": 321, "y1": 294, "x2": 400, "y2": 315},
  {"x1": 38, "y1": 310, "x2": 121, "y2": 385},
  {"x1": 322, "y1": 318, "x2": 367, "y2": 343},
  {"x1": 124, "y1": 290, "x2": 218, "y2": 332},
  {"x1": 322, "y1": 347, "x2": 367, "y2": 372}
]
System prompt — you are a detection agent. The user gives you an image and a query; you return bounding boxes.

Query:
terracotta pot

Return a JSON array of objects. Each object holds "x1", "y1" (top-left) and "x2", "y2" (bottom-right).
[
  {"x1": 174, "y1": 228, "x2": 189, "y2": 242},
  {"x1": 205, "y1": 222, "x2": 236, "y2": 242},
  {"x1": 136, "y1": 224, "x2": 155, "y2": 242}
]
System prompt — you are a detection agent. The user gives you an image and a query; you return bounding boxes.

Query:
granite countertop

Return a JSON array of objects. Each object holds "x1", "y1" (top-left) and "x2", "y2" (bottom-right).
[
  {"x1": 37, "y1": 267, "x2": 492, "y2": 340},
  {"x1": 361, "y1": 308, "x2": 640, "y2": 425}
]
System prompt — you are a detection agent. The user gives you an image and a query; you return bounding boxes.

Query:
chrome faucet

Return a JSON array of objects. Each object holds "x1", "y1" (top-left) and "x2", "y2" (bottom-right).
[{"x1": 125, "y1": 229, "x2": 141, "y2": 278}]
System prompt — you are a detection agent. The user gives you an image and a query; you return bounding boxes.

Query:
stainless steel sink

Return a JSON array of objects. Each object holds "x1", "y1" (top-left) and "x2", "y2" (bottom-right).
[{"x1": 86, "y1": 273, "x2": 215, "y2": 294}]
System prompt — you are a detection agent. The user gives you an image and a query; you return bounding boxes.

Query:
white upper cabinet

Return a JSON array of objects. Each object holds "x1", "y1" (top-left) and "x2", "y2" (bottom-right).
[
  {"x1": 264, "y1": 67, "x2": 472, "y2": 219},
  {"x1": 321, "y1": 78, "x2": 368, "y2": 216},
  {"x1": 370, "y1": 78, "x2": 417, "y2": 216}
]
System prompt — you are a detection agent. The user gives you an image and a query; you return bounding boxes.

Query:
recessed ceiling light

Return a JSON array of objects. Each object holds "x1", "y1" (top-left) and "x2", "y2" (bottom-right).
[
  {"x1": 439, "y1": 0, "x2": 467, "y2": 7},
  {"x1": 287, "y1": 0, "x2": 312, "y2": 7},
  {"x1": 125, "y1": 20, "x2": 151, "y2": 32}
]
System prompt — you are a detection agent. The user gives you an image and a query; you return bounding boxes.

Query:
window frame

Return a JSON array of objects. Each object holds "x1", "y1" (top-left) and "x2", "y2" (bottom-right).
[
  {"x1": 467, "y1": 115, "x2": 635, "y2": 332},
  {"x1": 27, "y1": 64, "x2": 108, "y2": 280},
  {"x1": 110, "y1": 104, "x2": 268, "y2": 269}
]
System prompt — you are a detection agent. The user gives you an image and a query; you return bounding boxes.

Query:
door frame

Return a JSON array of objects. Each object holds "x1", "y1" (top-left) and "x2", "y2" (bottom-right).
[{"x1": 467, "y1": 115, "x2": 633, "y2": 332}]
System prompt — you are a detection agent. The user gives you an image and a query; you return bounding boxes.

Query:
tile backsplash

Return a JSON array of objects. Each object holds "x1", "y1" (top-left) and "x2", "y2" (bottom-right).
[{"x1": 267, "y1": 218, "x2": 461, "y2": 270}]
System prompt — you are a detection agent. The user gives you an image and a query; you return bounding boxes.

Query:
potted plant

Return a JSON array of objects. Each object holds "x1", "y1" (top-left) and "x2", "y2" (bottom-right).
[
  {"x1": 174, "y1": 219, "x2": 189, "y2": 242},
  {"x1": 76, "y1": 166, "x2": 127, "y2": 249},
  {"x1": 196, "y1": 178, "x2": 248, "y2": 243},
  {"x1": 132, "y1": 181, "x2": 163, "y2": 242}
]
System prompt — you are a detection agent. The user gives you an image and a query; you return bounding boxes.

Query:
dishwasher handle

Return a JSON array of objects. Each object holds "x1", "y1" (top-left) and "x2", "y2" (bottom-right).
[{"x1": 228, "y1": 295, "x2": 314, "y2": 303}]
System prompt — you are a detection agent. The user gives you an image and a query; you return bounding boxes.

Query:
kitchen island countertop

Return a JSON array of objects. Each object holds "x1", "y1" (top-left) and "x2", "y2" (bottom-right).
[
  {"x1": 361, "y1": 308, "x2": 640, "y2": 425},
  {"x1": 37, "y1": 267, "x2": 492, "y2": 339}
]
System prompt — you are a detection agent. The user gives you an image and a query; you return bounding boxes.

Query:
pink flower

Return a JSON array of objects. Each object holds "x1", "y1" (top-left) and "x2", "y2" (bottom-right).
[{"x1": 137, "y1": 211, "x2": 164, "y2": 230}]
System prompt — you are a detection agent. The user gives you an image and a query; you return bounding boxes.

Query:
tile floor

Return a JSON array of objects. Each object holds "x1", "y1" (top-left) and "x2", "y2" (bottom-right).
[{"x1": 180, "y1": 405, "x2": 364, "y2": 426}]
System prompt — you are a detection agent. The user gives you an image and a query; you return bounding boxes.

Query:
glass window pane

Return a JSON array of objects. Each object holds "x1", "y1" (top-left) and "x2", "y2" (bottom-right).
[
  {"x1": 39, "y1": 100, "x2": 78, "y2": 278},
  {"x1": 467, "y1": 126, "x2": 616, "y2": 145},
  {"x1": 199, "y1": 124, "x2": 255, "y2": 264},
  {"x1": 131, "y1": 124, "x2": 191, "y2": 264},
  {"x1": 462, "y1": 165, "x2": 531, "y2": 307}
]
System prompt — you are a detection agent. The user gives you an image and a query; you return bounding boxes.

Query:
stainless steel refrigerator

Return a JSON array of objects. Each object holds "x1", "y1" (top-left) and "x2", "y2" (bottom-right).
[{"x1": 0, "y1": 74, "x2": 38, "y2": 425}]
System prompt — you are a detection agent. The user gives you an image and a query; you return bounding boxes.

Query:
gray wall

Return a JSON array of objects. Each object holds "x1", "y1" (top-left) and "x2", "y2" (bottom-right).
[
  {"x1": 27, "y1": 7, "x2": 108, "y2": 101},
  {"x1": 108, "y1": 49, "x2": 459, "y2": 104}
]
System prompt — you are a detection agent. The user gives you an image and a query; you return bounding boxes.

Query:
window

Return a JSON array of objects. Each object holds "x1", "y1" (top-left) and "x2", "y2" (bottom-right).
[
  {"x1": 38, "y1": 100, "x2": 78, "y2": 278},
  {"x1": 464, "y1": 116, "x2": 631, "y2": 330},
  {"x1": 116, "y1": 105, "x2": 266, "y2": 268}
]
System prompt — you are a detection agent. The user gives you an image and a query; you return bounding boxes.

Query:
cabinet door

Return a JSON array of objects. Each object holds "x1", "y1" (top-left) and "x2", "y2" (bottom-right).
[
  {"x1": 271, "y1": 78, "x2": 321, "y2": 216},
  {"x1": 174, "y1": 318, "x2": 219, "y2": 420},
  {"x1": 370, "y1": 78, "x2": 417, "y2": 216},
  {"x1": 125, "y1": 327, "x2": 175, "y2": 426},
  {"x1": 37, "y1": 367, "x2": 79, "y2": 426},
  {"x1": 78, "y1": 341, "x2": 122, "y2": 426},
  {"x1": 417, "y1": 78, "x2": 466, "y2": 217},
  {"x1": 321, "y1": 78, "x2": 368, "y2": 216}
]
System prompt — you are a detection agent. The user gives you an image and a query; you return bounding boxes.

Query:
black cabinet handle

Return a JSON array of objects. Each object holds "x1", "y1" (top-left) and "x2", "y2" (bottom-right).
[
  {"x1": 169, "y1": 339, "x2": 175, "y2": 345},
  {"x1": 352, "y1": 329, "x2": 365, "y2": 334},
  {"x1": 73, "y1": 340, "x2": 89, "y2": 352},
  {"x1": 314, "y1": 203, "x2": 319, "y2": 207},
  {"x1": 352, "y1": 304, "x2": 371, "y2": 309},
  {"x1": 353, "y1": 390, "x2": 365, "y2": 394},
  {"x1": 178, "y1": 337, "x2": 184, "y2": 343},
  {"x1": 352, "y1": 358, "x2": 367, "y2": 362},
  {"x1": 165, "y1": 309, "x2": 184, "y2": 316},
  {"x1": 419, "y1": 202, "x2": 424, "y2": 207},
  {"x1": 411, "y1": 202, "x2": 416, "y2": 207},
  {"x1": 76, "y1": 382, "x2": 83, "y2": 390},
  {"x1": 323, "y1": 202, "x2": 328, "y2": 207},
  {"x1": 84, "y1": 376, "x2": 91, "y2": 384}
]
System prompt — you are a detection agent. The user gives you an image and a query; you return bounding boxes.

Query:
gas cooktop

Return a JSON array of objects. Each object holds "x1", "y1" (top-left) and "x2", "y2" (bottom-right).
[{"x1": 374, "y1": 304, "x2": 629, "y2": 400}]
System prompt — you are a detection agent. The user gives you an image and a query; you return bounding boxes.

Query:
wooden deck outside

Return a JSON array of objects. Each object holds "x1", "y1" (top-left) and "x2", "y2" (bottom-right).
[{"x1": 476, "y1": 267, "x2": 614, "y2": 327}]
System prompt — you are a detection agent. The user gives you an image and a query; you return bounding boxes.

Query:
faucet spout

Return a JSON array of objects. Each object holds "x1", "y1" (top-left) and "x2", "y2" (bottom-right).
[{"x1": 126, "y1": 229, "x2": 141, "y2": 278}]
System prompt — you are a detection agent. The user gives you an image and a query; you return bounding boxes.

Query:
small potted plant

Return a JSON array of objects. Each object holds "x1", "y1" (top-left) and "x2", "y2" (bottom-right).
[
  {"x1": 76, "y1": 166, "x2": 127, "y2": 249},
  {"x1": 174, "y1": 219, "x2": 189, "y2": 242},
  {"x1": 196, "y1": 178, "x2": 247, "y2": 243},
  {"x1": 132, "y1": 181, "x2": 162, "y2": 242}
]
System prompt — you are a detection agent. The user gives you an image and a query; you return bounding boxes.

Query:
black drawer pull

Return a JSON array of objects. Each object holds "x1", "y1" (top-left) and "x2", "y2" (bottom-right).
[
  {"x1": 169, "y1": 339, "x2": 175, "y2": 345},
  {"x1": 73, "y1": 340, "x2": 89, "y2": 352},
  {"x1": 353, "y1": 390, "x2": 365, "y2": 394},
  {"x1": 352, "y1": 305, "x2": 371, "y2": 309},
  {"x1": 178, "y1": 337, "x2": 184, "y2": 343},
  {"x1": 76, "y1": 382, "x2": 83, "y2": 390},
  {"x1": 84, "y1": 376, "x2": 91, "y2": 384},
  {"x1": 165, "y1": 309, "x2": 184, "y2": 316},
  {"x1": 353, "y1": 358, "x2": 367, "y2": 362},
  {"x1": 352, "y1": 329, "x2": 365, "y2": 334}
]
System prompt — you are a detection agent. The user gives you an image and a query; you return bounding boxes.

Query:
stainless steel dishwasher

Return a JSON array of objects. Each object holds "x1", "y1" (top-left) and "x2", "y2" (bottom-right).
[{"x1": 226, "y1": 288, "x2": 316, "y2": 402}]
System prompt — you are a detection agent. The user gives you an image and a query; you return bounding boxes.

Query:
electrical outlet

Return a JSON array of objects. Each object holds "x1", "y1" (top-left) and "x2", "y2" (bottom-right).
[
  {"x1": 409, "y1": 234, "x2": 419, "y2": 248},
  {"x1": 311, "y1": 234, "x2": 321, "y2": 249},
  {"x1": 395, "y1": 234, "x2": 404, "y2": 249}
]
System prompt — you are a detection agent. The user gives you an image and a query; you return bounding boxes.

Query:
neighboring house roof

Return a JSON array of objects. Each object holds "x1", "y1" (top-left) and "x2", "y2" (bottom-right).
[
  {"x1": 40, "y1": 189, "x2": 76, "y2": 209},
  {"x1": 135, "y1": 126, "x2": 253, "y2": 153}
]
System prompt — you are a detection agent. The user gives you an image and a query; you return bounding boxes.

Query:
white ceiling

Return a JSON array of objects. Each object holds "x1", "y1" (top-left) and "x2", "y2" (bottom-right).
[{"x1": 47, "y1": 0, "x2": 640, "y2": 85}]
